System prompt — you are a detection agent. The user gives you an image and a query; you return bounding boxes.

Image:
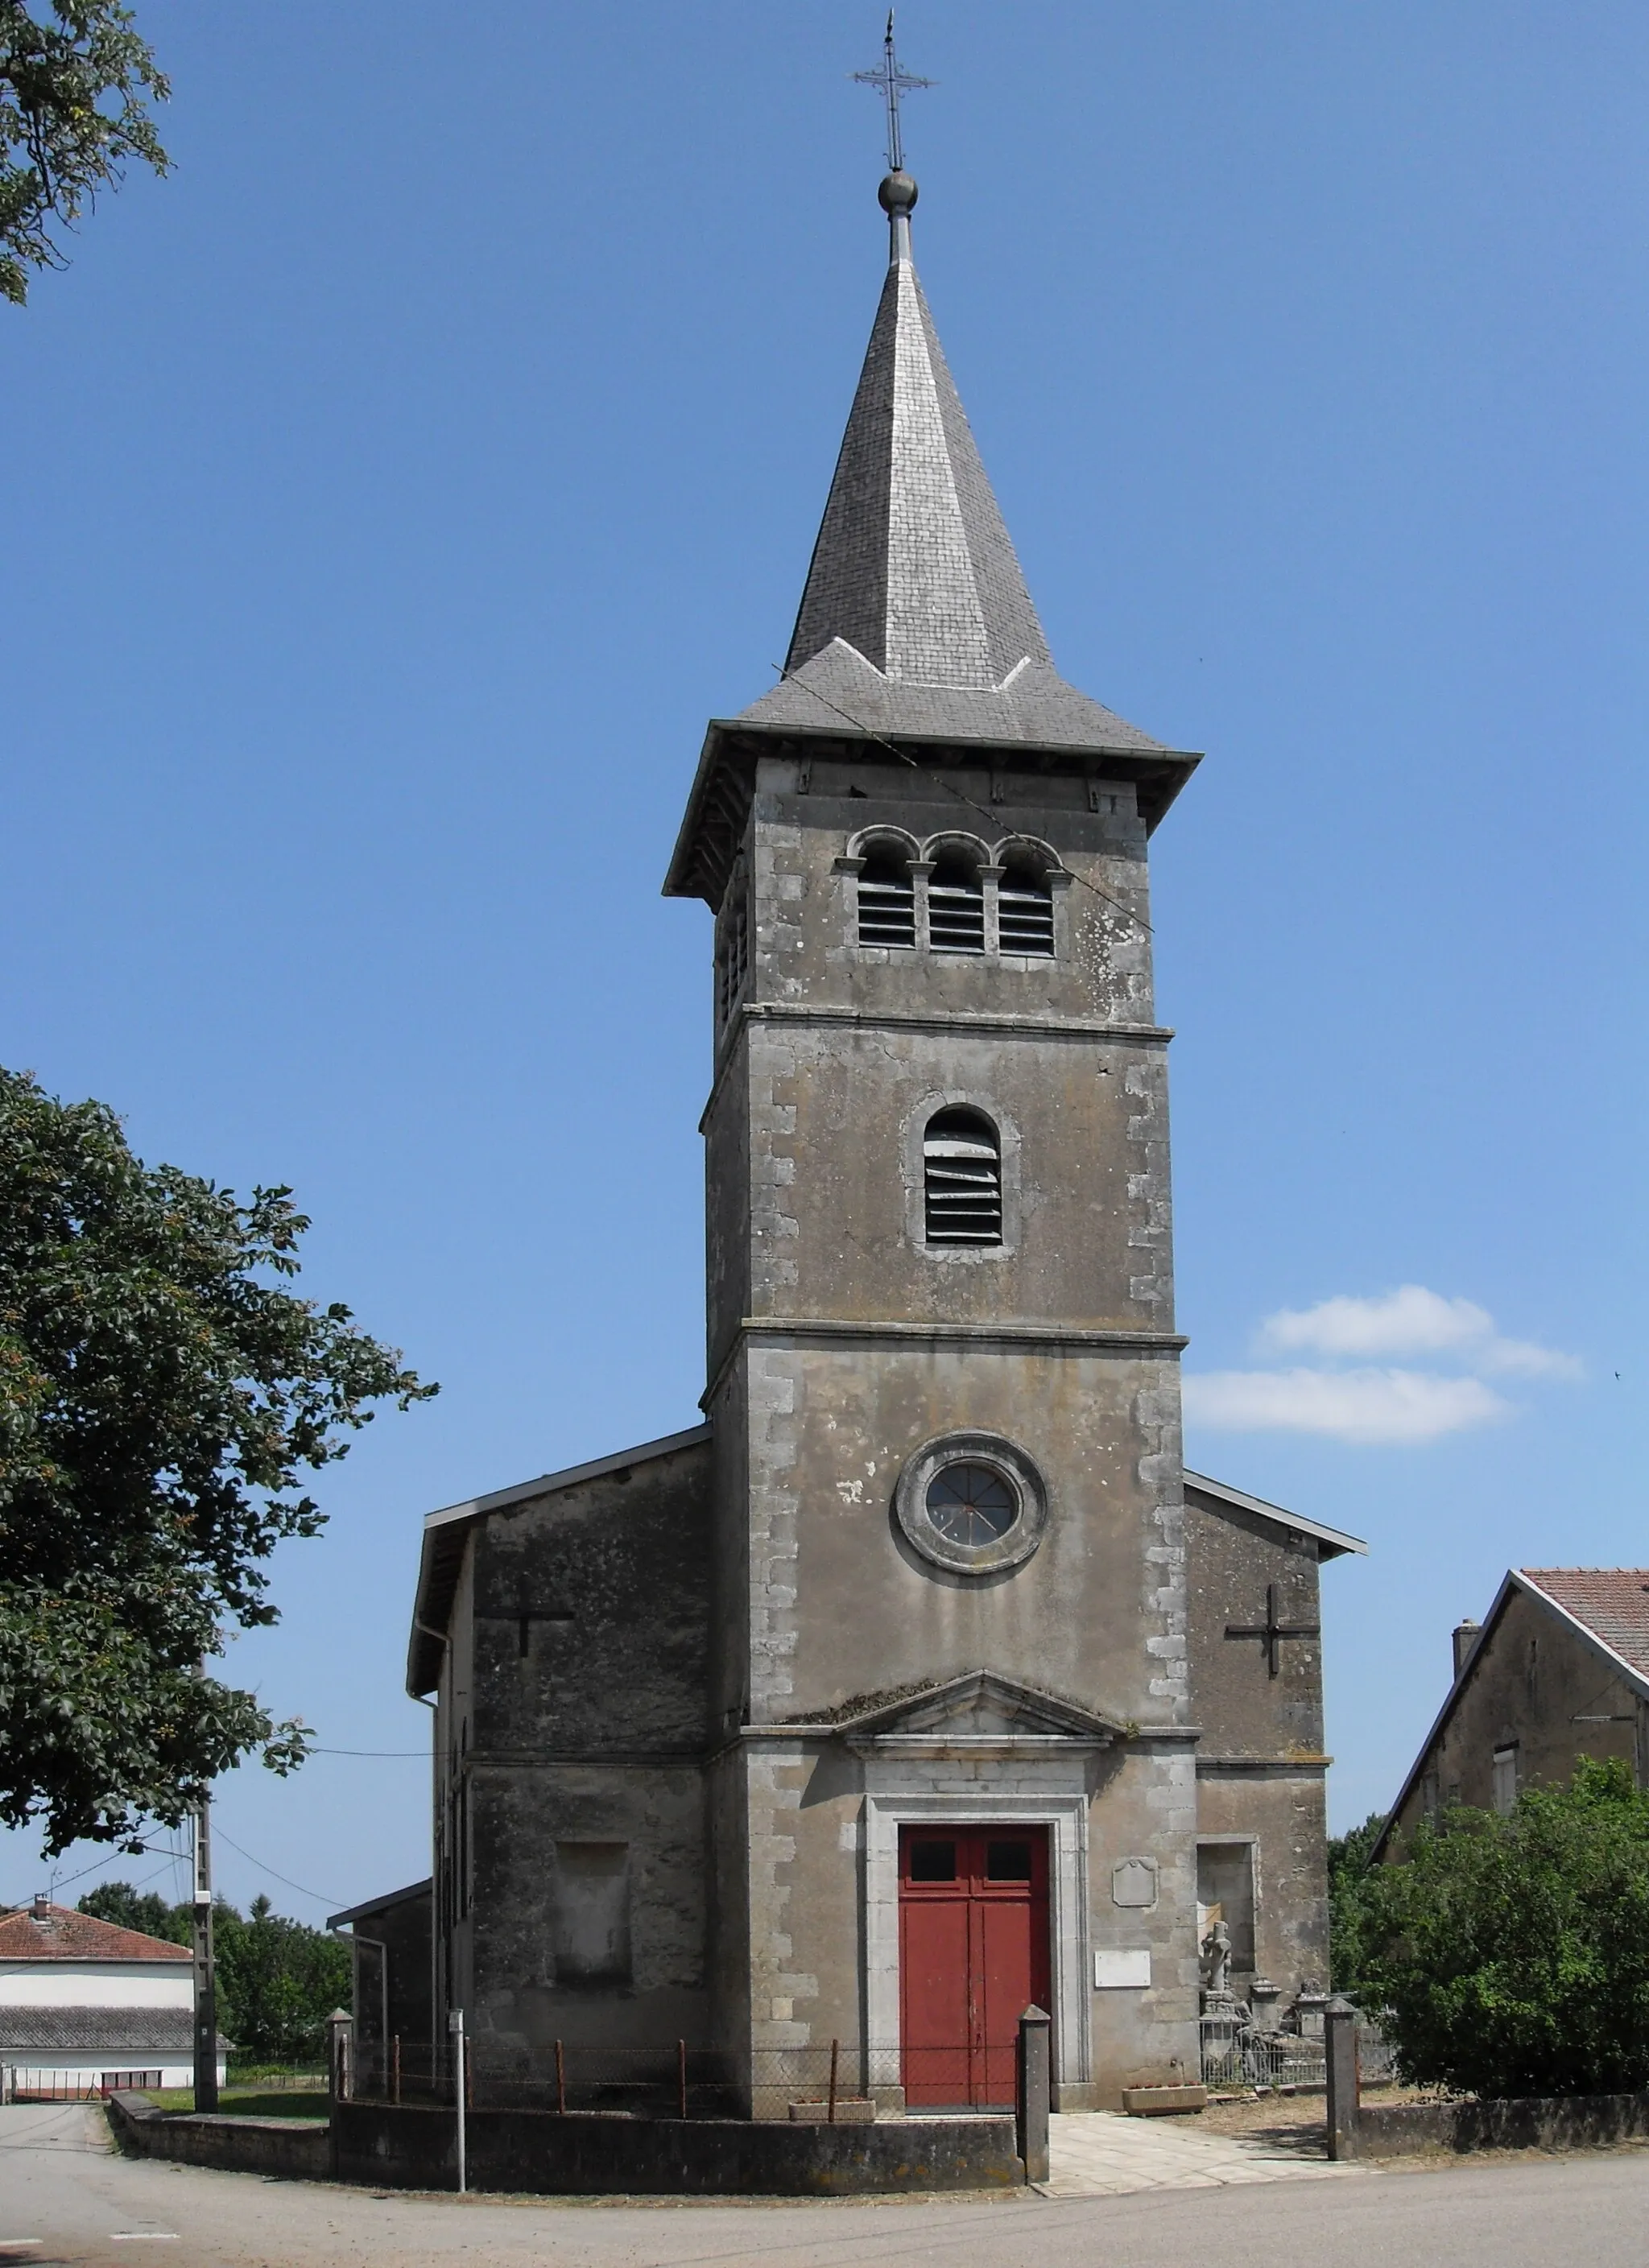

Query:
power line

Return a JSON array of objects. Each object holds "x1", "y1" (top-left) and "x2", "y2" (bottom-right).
[
  {"x1": 210, "y1": 1826, "x2": 340, "y2": 1912},
  {"x1": 309, "y1": 1747, "x2": 424, "y2": 1758}
]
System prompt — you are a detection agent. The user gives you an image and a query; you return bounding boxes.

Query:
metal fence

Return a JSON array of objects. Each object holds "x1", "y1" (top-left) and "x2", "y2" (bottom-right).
[
  {"x1": 2, "y1": 2068, "x2": 162, "y2": 2101},
  {"x1": 348, "y1": 2039, "x2": 1010, "y2": 2122},
  {"x1": 1200, "y1": 2015, "x2": 1398, "y2": 2093}
]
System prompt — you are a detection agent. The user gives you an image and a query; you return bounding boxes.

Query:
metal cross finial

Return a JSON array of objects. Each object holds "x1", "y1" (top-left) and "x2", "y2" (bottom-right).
[{"x1": 852, "y1": 10, "x2": 934, "y2": 174}]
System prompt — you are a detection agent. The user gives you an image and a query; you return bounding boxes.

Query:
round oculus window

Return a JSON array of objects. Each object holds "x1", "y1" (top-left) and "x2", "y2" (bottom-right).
[
  {"x1": 925, "y1": 1461, "x2": 1018, "y2": 1546},
  {"x1": 894, "y1": 1433, "x2": 1048, "y2": 1576}
]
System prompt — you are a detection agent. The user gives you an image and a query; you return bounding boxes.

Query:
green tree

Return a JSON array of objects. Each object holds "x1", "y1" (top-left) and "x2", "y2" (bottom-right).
[
  {"x1": 0, "y1": 1066, "x2": 435, "y2": 1853},
  {"x1": 77, "y1": 1878, "x2": 189, "y2": 1944},
  {"x1": 215, "y1": 1894, "x2": 350, "y2": 2064},
  {"x1": 1361, "y1": 1759, "x2": 1649, "y2": 2097},
  {"x1": 77, "y1": 1884, "x2": 350, "y2": 2063},
  {"x1": 1327, "y1": 1809, "x2": 1387, "y2": 1997},
  {"x1": 1, "y1": 2, "x2": 168, "y2": 304}
]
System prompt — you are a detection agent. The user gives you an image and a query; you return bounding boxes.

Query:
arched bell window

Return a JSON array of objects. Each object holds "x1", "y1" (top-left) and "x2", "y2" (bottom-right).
[
  {"x1": 927, "y1": 846, "x2": 986, "y2": 953},
  {"x1": 997, "y1": 849, "x2": 1055, "y2": 956},
  {"x1": 923, "y1": 1107, "x2": 1002, "y2": 1246},
  {"x1": 857, "y1": 839, "x2": 916, "y2": 948}
]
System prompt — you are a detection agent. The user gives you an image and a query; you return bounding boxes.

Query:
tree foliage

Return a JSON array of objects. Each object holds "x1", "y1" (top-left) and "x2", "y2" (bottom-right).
[
  {"x1": 1327, "y1": 1809, "x2": 1387, "y2": 1997},
  {"x1": 1, "y1": 1, "x2": 168, "y2": 304},
  {"x1": 80, "y1": 1882, "x2": 349, "y2": 2064},
  {"x1": 1358, "y1": 1760, "x2": 1649, "y2": 2097},
  {"x1": 0, "y1": 1067, "x2": 434, "y2": 1853}
]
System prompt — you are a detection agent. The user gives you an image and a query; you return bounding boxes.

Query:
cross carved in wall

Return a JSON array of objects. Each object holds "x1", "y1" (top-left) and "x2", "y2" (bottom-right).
[
  {"x1": 1224, "y1": 1584, "x2": 1320, "y2": 1678},
  {"x1": 513, "y1": 1607, "x2": 573, "y2": 1659}
]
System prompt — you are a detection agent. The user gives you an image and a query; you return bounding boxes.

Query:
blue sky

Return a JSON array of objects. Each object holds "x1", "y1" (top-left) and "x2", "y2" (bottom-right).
[{"x1": 4, "y1": 2, "x2": 1645, "y2": 1920}]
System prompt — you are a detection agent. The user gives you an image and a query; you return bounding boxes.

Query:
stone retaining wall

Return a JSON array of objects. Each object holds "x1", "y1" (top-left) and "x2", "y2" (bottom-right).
[
  {"x1": 105, "y1": 2091, "x2": 1022, "y2": 2195},
  {"x1": 106, "y1": 2093, "x2": 329, "y2": 2180},
  {"x1": 332, "y1": 2100, "x2": 1023, "y2": 2194},
  {"x1": 1354, "y1": 2089, "x2": 1649, "y2": 2159}
]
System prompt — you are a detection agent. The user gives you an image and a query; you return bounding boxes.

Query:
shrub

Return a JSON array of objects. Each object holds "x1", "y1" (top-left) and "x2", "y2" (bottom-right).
[{"x1": 1362, "y1": 1758, "x2": 1649, "y2": 2097}]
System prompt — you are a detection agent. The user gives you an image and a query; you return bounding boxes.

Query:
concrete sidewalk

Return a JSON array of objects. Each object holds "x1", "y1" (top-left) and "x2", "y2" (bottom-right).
[{"x1": 1044, "y1": 2108, "x2": 1367, "y2": 2196}]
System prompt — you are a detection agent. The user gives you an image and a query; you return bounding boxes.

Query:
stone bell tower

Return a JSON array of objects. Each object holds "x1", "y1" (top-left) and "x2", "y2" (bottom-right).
[{"x1": 664, "y1": 163, "x2": 1206, "y2": 2109}]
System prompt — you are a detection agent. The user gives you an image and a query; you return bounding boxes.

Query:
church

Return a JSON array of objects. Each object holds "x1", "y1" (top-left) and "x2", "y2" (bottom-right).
[{"x1": 369, "y1": 155, "x2": 1366, "y2": 2115}]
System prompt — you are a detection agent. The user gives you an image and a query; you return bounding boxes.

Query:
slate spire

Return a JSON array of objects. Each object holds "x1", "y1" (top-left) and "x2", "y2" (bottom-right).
[{"x1": 784, "y1": 170, "x2": 1052, "y2": 692}]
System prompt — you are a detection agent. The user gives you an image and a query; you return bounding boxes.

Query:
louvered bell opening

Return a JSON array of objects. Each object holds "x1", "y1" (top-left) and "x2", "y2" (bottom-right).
[
  {"x1": 998, "y1": 867, "x2": 1055, "y2": 956},
  {"x1": 928, "y1": 856, "x2": 986, "y2": 953},
  {"x1": 924, "y1": 1108, "x2": 1002, "y2": 1246},
  {"x1": 858, "y1": 848, "x2": 916, "y2": 948}
]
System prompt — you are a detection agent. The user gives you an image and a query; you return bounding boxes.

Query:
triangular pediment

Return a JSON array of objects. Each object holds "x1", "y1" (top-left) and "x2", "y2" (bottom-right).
[{"x1": 799, "y1": 1670, "x2": 1126, "y2": 1746}]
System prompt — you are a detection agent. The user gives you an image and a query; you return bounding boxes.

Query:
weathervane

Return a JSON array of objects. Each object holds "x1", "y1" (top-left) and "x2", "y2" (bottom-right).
[{"x1": 853, "y1": 10, "x2": 933, "y2": 174}]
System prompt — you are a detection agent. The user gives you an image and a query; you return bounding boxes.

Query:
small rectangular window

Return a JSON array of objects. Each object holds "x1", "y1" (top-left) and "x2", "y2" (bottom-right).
[
  {"x1": 986, "y1": 1840, "x2": 1032, "y2": 1882},
  {"x1": 908, "y1": 1840, "x2": 957, "y2": 1882},
  {"x1": 1492, "y1": 1745, "x2": 1519, "y2": 1815}
]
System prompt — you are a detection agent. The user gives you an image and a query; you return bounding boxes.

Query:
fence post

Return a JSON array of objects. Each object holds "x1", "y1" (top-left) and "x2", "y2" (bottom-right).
[
  {"x1": 555, "y1": 2039, "x2": 566, "y2": 2117},
  {"x1": 678, "y1": 2039, "x2": 688, "y2": 2121},
  {"x1": 1015, "y1": 2005, "x2": 1051, "y2": 2184},
  {"x1": 391, "y1": 2035, "x2": 400, "y2": 2107},
  {"x1": 326, "y1": 2010, "x2": 353, "y2": 2183},
  {"x1": 1325, "y1": 1999, "x2": 1360, "y2": 2162},
  {"x1": 828, "y1": 2038, "x2": 840, "y2": 2125}
]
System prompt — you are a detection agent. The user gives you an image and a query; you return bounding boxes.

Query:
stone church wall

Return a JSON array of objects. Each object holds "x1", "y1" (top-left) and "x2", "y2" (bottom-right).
[
  {"x1": 454, "y1": 1441, "x2": 717, "y2": 2068},
  {"x1": 1184, "y1": 1486, "x2": 1332, "y2": 1998}
]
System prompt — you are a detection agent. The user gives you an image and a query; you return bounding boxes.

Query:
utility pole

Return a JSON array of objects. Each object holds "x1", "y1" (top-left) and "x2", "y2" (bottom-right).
[{"x1": 191, "y1": 1797, "x2": 218, "y2": 2112}]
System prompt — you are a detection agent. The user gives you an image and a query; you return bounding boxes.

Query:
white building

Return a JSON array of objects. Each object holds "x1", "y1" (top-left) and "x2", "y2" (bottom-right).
[{"x1": 0, "y1": 1895, "x2": 226, "y2": 2097}]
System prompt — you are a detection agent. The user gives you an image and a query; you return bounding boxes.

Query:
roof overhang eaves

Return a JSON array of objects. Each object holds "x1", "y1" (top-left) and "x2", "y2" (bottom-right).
[
  {"x1": 404, "y1": 1423, "x2": 712, "y2": 1697},
  {"x1": 662, "y1": 717, "x2": 1202, "y2": 904},
  {"x1": 326, "y1": 1878, "x2": 433, "y2": 1931},
  {"x1": 1182, "y1": 1469, "x2": 1368, "y2": 1560}
]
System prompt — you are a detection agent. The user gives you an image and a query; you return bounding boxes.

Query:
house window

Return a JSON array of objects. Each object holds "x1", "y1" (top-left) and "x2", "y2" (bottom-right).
[
  {"x1": 857, "y1": 840, "x2": 916, "y2": 948},
  {"x1": 927, "y1": 846, "x2": 986, "y2": 952},
  {"x1": 997, "y1": 850, "x2": 1055, "y2": 956},
  {"x1": 923, "y1": 1108, "x2": 1002, "y2": 1245},
  {"x1": 1492, "y1": 1745, "x2": 1519, "y2": 1814}
]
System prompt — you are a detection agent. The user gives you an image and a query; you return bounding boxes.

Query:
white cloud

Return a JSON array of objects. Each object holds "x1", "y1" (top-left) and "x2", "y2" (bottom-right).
[
  {"x1": 1183, "y1": 1367, "x2": 1512, "y2": 1446},
  {"x1": 1259, "y1": 1284, "x2": 1580, "y2": 1380}
]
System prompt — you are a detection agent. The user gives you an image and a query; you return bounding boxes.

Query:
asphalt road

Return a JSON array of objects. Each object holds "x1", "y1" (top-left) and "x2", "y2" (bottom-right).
[{"x1": 5, "y1": 2105, "x2": 1649, "y2": 2268}]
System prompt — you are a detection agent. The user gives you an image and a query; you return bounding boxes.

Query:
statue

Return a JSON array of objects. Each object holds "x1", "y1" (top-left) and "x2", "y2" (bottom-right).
[{"x1": 1200, "y1": 1919, "x2": 1232, "y2": 1997}]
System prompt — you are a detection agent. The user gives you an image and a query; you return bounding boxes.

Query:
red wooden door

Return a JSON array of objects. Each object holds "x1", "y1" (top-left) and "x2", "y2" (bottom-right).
[{"x1": 898, "y1": 1827, "x2": 1050, "y2": 2107}]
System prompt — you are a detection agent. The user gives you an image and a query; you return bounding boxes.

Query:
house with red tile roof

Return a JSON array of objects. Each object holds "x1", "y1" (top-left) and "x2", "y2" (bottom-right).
[
  {"x1": 1374, "y1": 1570, "x2": 1649, "y2": 1860},
  {"x1": 0, "y1": 1895, "x2": 226, "y2": 2098}
]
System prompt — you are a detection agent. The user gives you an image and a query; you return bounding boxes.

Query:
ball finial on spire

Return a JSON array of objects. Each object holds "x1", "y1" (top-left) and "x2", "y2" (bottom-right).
[{"x1": 878, "y1": 171, "x2": 918, "y2": 217}]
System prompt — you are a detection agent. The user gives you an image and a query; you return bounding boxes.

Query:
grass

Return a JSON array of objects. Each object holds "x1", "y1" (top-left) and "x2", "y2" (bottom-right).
[{"x1": 147, "y1": 2087, "x2": 329, "y2": 2119}]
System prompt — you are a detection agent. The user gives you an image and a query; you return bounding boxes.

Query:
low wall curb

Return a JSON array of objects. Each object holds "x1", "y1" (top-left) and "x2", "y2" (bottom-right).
[
  {"x1": 1353, "y1": 2088, "x2": 1649, "y2": 2161},
  {"x1": 105, "y1": 2093, "x2": 330, "y2": 2182},
  {"x1": 105, "y1": 2092, "x2": 1022, "y2": 2196}
]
